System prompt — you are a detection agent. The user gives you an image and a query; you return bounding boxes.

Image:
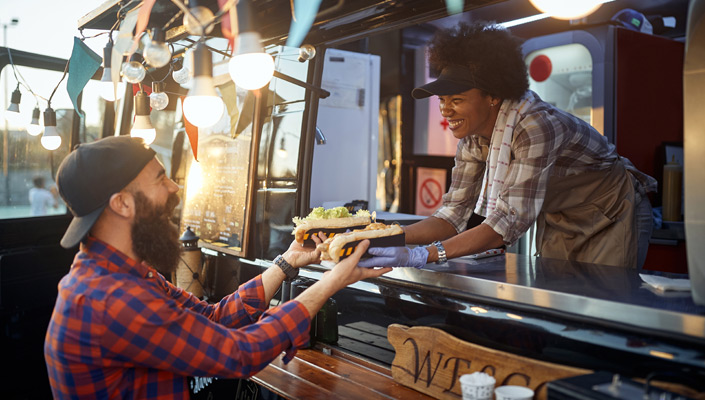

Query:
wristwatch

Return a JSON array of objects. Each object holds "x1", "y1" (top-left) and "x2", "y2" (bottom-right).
[
  {"x1": 274, "y1": 254, "x2": 299, "y2": 281},
  {"x1": 432, "y1": 241, "x2": 447, "y2": 264}
]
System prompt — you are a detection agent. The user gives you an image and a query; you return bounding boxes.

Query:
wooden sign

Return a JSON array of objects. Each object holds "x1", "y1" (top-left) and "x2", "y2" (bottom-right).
[{"x1": 387, "y1": 324, "x2": 590, "y2": 400}]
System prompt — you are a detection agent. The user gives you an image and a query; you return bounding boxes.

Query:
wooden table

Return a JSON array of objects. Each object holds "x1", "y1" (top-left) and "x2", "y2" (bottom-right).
[{"x1": 252, "y1": 344, "x2": 434, "y2": 400}]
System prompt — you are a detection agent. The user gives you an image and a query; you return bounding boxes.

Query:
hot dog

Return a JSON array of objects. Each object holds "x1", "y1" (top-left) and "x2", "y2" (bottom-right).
[
  {"x1": 292, "y1": 206, "x2": 374, "y2": 245},
  {"x1": 317, "y1": 222, "x2": 405, "y2": 263}
]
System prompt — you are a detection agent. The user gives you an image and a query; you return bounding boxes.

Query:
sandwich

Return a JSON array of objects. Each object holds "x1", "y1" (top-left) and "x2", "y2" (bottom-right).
[
  {"x1": 292, "y1": 206, "x2": 375, "y2": 245},
  {"x1": 317, "y1": 222, "x2": 405, "y2": 263}
]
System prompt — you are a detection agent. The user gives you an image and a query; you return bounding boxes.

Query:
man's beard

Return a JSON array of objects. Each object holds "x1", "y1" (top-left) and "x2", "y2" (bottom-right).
[{"x1": 131, "y1": 191, "x2": 181, "y2": 275}]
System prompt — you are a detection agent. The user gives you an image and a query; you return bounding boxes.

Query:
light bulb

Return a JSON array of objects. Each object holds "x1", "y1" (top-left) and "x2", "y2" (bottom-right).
[
  {"x1": 41, "y1": 127, "x2": 62, "y2": 150},
  {"x1": 131, "y1": 116, "x2": 157, "y2": 145},
  {"x1": 183, "y1": 43, "x2": 224, "y2": 128},
  {"x1": 172, "y1": 63, "x2": 190, "y2": 85},
  {"x1": 143, "y1": 28, "x2": 171, "y2": 68},
  {"x1": 183, "y1": 80, "x2": 224, "y2": 127},
  {"x1": 131, "y1": 91, "x2": 157, "y2": 145},
  {"x1": 183, "y1": 6, "x2": 215, "y2": 36},
  {"x1": 298, "y1": 44, "x2": 316, "y2": 62},
  {"x1": 228, "y1": 32, "x2": 274, "y2": 90},
  {"x1": 121, "y1": 60, "x2": 146, "y2": 84},
  {"x1": 26, "y1": 107, "x2": 42, "y2": 136},
  {"x1": 150, "y1": 92, "x2": 169, "y2": 110},
  {"x1": 5, "y1": 86, "x2": 23, "y2": 125},
  {"x1": 529, "y1": 0, "x2": 603, "y2": 20},
  {"x1": 41, "y1": 107, "x2": 61, "y2": 151}
]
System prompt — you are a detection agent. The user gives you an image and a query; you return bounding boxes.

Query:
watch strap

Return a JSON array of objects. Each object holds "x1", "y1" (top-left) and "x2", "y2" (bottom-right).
[
  {"x1": 274, "y1": 255, "x2": 299, "y2": 281},
  {"x1": 432, "y1": 241, "x2": 447, "y2": 264}
]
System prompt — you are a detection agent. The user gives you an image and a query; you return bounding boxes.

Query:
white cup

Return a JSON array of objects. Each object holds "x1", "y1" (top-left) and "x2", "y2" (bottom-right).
[
  {"x1": 459, "y1": 373, "x2": 495, "y2": 400},
  {"x1": 494, "y1": 385, "x2": 534, "y2": 400}
]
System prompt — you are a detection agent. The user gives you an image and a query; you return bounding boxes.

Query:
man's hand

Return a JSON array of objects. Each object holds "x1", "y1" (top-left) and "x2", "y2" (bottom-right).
[
  {"x1": 293, "y1": 240, "x2": 392, "y2": 318},
  {"x1": 356, "y1": 246, "x2": 429, "y2": 268},
  {"x1": 323, "y1": 240, "x2": 394, "y2": 290},
  {"x1": 282, "y1": 232, "x2": 325, "y2": 268}
]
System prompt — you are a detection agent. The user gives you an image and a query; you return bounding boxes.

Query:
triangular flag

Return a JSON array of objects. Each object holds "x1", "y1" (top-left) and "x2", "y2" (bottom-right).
[
  {"x1": 285, "y1": 0, "x2": 322, "y2": 48},
  {"x1": 217, "y1": 0, "x2": 237, "y2": 50},
  {"x1": 181, "y1": 96, "x2": 198, "y2": 161},
  {"x1": 444, "y1": 0, "x2": 464, "y2": 15},
  {"x1": 127, "y1": 0, "x2": 157, "y2": 58},
  {"x1": 67, "y1": 37, "x2": 101, "y2": 118}
]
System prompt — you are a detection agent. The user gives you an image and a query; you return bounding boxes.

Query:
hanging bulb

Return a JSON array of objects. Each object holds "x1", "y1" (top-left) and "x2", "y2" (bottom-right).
[
  {"x1": 183, "y1": 3, "x2": 215, "y2": 36},
  {"x1": 150, "y1": 81, "x2": 169, "y2": 110},
  {"x1": 5, "y1": 86, "x2": 24, "y2": 126},
  {"x1": 172, "y1": 57, "x2": 191, "y2": 85},
  {"x1": 228, "y1": 32, "x2": 275, "y2": 90},
  {"x1": 184, "y1": 6, "x2": 214, "y2": 36},
  {"x1": 131, "y1": 90, "x2": 157, "y2": 145},
  {"x1": 277, "y1": 137, "x2": 287, "y2": 158},
  {"x1": 529, "y1": 0, "x2": 603, "y2": 20},
  {"x1": 183, "y1": 43, "x2": 225, "y2": 128},
  {"x1": 26, "y1": 106, "x2": 43, "y2": 136},
  {"x1": 298, "y1": 44, "x2": 316, "y2": 62},
  {"x1": 121, "y1": 53, "x2": 146, "y2": 84},
  {"x1": 99, "y1": 41, "x2": 126, "y2": 101},
  {"x1": 41, "y1": 107, "x2": 61, "y2": 151},
  {"x1": 143, "y1": 28, "x2": 172, "y2": 68}
]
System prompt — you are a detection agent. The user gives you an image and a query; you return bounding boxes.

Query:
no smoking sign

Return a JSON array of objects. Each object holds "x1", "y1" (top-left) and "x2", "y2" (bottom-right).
[{"x1": 415, "y1": 167, "x2": 446, "y2": 216}]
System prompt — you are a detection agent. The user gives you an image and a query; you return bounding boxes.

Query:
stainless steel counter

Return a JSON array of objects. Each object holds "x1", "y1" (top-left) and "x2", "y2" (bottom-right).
[{"x1": 302, "y1": 253, "x2": 705, "y2": 345}]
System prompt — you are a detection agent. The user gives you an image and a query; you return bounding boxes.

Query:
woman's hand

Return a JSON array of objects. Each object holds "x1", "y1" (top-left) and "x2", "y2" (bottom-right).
[
  {"x1": 282, "y1": 232, "x2": 325, "y2": 268},
  {"x1": 324, "y1": 240, "x2": 393, "y2": 290},
  {"x1": 356, "y1": 246, "x2": 429, "y2": 268}
]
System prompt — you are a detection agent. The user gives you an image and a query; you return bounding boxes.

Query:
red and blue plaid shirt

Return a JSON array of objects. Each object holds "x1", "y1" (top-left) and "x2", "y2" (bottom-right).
[{"x1": 44, "y1": 236, "x2": 311, "y2": 399}]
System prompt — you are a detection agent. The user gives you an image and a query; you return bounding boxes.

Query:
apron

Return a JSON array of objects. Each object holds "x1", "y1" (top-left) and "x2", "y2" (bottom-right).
[{"x1": 535, "y1": 159, "x2": 639, "y2": 268}]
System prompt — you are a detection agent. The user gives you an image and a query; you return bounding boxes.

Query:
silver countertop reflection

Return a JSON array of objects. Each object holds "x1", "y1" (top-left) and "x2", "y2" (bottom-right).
[{"x1": 305, "y1": 253, "x2": 705, "y2": 343}]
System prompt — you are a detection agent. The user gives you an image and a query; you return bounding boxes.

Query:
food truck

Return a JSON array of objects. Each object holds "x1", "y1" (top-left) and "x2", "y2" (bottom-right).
[{"x1": 1, "y1": 0, "x2": 704, "y2": 398}]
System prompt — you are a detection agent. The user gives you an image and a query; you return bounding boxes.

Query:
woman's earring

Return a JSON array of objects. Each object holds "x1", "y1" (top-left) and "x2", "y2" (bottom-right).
[{"x1": 490, "y1": 103, "x2": 495, "y2": 107}]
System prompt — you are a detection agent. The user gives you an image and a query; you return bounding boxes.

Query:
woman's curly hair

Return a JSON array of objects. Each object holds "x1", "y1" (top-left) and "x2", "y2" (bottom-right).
[{"x1": 427, "y1": 22, "x2": 529, "y2": 101}]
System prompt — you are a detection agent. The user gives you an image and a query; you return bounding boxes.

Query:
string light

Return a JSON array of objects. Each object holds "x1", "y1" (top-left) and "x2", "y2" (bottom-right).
[
  {"x1": 121, "y1": 53, "x2": 146, "y2": 84},
  {"x1": 98, "y1": 41, "x2": 125, "y2": 101},
  {"x1": 228, "y1": 32, "x2": 274, "y2": 90},
  {"x1": 5, "y1": 85, "x2": 24, "y2": 126},
  {"x1": 143, "y1": 27, "x2": 172, "y2": 68},
  {"x1": 184, "y1": 0, "x2": 215, "y2": 36},
  {"x1": 149, "y1": 81, "x2": 169, "y2": 110},
  {"x1": 26, "y1": 106, "x2": 43, "y2": 136},
  {"x1": 182, "y1": 43, "x2": 224, "y2": 128},
  {"x1": 172, "y1": 56, "x2": 191, "y2": 85},
  {"x1": 40, "y1": 107, "x2": 61, "y2": 151},
  {"x1": 130, "y1": 90, "x2": 157, "y2": 145}
]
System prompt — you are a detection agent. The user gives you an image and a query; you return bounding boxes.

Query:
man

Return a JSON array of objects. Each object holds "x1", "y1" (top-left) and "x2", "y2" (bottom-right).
[
  {"x1": 29, "y1": 175, "x2": 58, "y2": 216},
  {"x1": 44, "y1": 136, "x2": 391, "y2": 399}
]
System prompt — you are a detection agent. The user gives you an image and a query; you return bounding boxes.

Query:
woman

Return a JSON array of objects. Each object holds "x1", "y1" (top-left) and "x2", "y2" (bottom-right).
[{"x1": 359, "y1": 22, "x2": 656, "y2": 269}]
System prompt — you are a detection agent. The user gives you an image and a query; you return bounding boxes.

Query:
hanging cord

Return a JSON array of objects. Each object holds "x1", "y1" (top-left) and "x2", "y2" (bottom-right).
[
  {"x1": 47, "y1": 59, "x2": 71, "y2": 108},
  {"x1": 6, "y1": 48, "x2": 50, "y2": 104}
]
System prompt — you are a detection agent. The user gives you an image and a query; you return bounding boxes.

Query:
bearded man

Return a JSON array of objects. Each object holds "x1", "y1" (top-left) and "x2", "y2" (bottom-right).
[{"x1": 44, "y1": 136, "x2": 390, "y2": 399}]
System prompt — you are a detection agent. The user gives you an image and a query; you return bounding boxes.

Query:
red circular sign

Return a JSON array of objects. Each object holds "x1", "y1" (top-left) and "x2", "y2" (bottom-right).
[
  {"x1": 419, "y1": 178, "x2": 443, "y2": 209},
  {"x1": 529, "y1": 54, "x2": 552, "y2": 82}
]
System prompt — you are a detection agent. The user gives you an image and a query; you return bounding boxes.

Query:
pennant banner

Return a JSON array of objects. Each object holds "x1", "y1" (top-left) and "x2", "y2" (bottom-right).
[
  {"x1": 285, "y1": 0, "x2": 322, "y2": 48},
  {"x1": 445, "y1": 0, "x2": 464, "y2": 15},
  {"x1": 67, "y1": 37, "x2": 102, "y2": 118},
  {"x1": 181, "y1": 96, "x2": 199, "y2": 161}
]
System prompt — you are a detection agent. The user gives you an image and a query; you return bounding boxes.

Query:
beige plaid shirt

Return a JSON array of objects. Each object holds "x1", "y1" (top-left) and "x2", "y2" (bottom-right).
[{"x1": 433, "y1": 91, "x2": 656, "y2": 245}]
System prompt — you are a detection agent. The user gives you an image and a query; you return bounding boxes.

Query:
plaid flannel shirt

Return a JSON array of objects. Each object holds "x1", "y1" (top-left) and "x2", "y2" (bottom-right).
[
  {"x1": 44, "y1": 236, "x2": 310, "y2": 399},
  {"x1": 433, "y1": 92, "x2": 656, "y2": 245}
]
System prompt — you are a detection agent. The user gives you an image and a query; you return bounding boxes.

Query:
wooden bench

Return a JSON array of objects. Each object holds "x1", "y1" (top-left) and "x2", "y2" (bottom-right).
[{"x1": 252, "y1": 344, "x2": 434, "y2": 399}]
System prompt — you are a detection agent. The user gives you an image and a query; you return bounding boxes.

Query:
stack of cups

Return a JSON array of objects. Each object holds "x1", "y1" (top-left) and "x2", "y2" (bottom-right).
[
  {"x1": 459, "y1": 372, "x2": 495, "y2": 400},
  {"x1": 495, "y1": 385, "x2": 535, "y2": 400}
]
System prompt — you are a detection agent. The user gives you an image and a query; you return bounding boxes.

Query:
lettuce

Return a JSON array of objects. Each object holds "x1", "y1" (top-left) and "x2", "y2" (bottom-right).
[{"x1": 292, "y1": 206, "x2": 371, "y2": 226}]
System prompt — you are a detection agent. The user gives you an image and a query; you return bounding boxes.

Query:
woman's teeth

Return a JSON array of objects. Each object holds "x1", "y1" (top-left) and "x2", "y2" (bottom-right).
[{"x1": 449, "y1": 120, "x2": 463, "y2": 129}]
